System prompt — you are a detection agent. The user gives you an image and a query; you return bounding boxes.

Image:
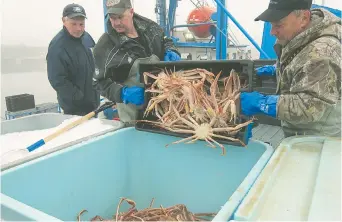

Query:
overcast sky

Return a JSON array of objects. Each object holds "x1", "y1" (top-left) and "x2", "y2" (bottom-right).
[{"x1": 1, "y1": 0, "x2": 340, "y2": 56}]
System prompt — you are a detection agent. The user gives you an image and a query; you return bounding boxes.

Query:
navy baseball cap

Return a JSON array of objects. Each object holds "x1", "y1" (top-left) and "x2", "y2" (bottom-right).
[
  {"x1": 255, "y1": 0, "x2": 312, "y2": 22},
  {"x1": 63, "y1": 3, "x2": 87, "y2": 19}
]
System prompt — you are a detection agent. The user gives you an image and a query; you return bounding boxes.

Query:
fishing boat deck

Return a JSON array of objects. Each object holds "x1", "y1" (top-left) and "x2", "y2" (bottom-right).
[{"x1": 252, "y1": 124, "x2": 285, "y2": 149}]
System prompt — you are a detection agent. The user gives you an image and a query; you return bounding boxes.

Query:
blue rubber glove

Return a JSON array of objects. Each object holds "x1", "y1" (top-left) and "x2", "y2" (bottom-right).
[
  {"x1": 103, "y1": 107, "x2": 117, "y2": 120},
  {"x1": 245, "y1": 122, "x2": 254, "y2": 144},
  {"x1": 121, "y1": 86, "x2": 144, "y2": 106},
  {"x1": 164, "y1": 50, "x2": 181, "y2": 61},
  {"x1": 241, "y1": 91, "x2": 279, "y2": 118},
  {"x1": 255, "y1": 64, "x2": 276, "y2": 76}
]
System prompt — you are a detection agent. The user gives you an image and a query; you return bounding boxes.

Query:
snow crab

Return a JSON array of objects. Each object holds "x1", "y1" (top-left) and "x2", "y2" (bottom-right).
[{"x1": 139, "y1": 67, "x2": 253, "y2": 155}]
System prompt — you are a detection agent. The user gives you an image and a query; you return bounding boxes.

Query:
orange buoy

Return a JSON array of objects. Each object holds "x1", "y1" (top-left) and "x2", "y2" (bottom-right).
[{"x1": 186, "y1": 6, "x2": 215, "y2": 38}]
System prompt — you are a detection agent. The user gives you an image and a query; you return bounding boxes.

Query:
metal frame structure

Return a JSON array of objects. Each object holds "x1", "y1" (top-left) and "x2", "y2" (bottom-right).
[
  {"x1": 259, "y1": 3, "x2": 341, "y2": 59},
  {"x1": 102, "y1": 0, "x2": 270, "y2": 60},
  {"x1": 156, "y1": 0, "x2": 270, "y2": 59}
]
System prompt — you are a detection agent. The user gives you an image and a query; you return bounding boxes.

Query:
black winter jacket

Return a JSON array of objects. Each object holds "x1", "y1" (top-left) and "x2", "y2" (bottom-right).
[
  {"x1": 92, "y1": 13, "x2": 180, "y2": 103},
  {"x1": 46, "y1": 27, "x2": 100, "y2": 115}
]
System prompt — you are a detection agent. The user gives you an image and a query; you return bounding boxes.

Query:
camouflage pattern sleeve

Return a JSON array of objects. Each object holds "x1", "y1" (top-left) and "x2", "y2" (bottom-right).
[{"x1": 277, "y1": 40, "x2": 341, "y2": 123}]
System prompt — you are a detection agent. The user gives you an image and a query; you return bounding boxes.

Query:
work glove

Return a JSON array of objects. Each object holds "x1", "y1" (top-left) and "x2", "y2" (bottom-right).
[
  {"x1": 121, "y1": 86, "x2": 144, "y2": 106},
  {"x1": 245, "y1": 122, "x2": 254, "y2": 145},
  {"x1": 164, "y1": 50, "x2": 181, "y2": 61},
  {"x1": 103, "y1": 107, "x2": 117, "y2": 120},
  {"x1": 240, "y1": 91, "x2": 279, "y2": 118},
  {"x1": 255, "y1": 64, "x2": 276, "y2": 76}
]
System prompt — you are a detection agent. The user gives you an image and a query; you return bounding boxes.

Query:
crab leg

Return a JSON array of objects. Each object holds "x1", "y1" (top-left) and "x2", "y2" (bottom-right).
[
  {"x1": 143, "y1": 72, "x2": 158, "y2": 84},
  {"x1": 145, "y1": 89, "x2": 164, "y2": 94},
  {"x1": 210, "y1": 71, "x2": 222, "y2": 113},
  {"x1": 209, "y1": 133, "x2": 246, "y2": 147},
  {"x1": 185, "y1": 138, "x2": 200, "y2": 144},
  {"x1": 222, "y1": 100, "x2": 233, "y2": 114},
  {"x1": 172, "y1": 106, "x2": 197, "y2": 128},
  {"x1": 231, "y1": 69, "x2": 241, "y2": 92},
  {"x1": 205, "y1": 138, "x2": 216, "y2": 148},
  {"x1": 160, "y1": 97, "x2": 174, "y2": 121},
  {"x1": 212, "y1": 119, "x2": 253, "y2": 133},
  {"x1": 186, "y1": 115, "x2": 199, "y2": 126},
  {"x1": 182, "y1": 76, "x2": 204, "y2": 80},
  {"x1": 223, "y1": 74, "x2": 234, "y2": 97},
  {"x1": 219, "y1": 91, "x2": 240, "y2": 105},
  {"x1": 154, "y1": 104, "x2": 164, "y2": 122},
  {"x1": 207, "y1": 136, "x2": 226, "y2": 155},
  {"x1": 219, "y1": 99, "x2": 237, "y2": 123},
  {"x1": 166, "y1": 135, "x2": 197, "y2": 147},
  {"x1": 229, "y1": 102, "x2": 237, "y2": 122}
]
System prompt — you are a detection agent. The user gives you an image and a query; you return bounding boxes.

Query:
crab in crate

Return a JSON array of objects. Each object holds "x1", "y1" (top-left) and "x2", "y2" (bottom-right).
[
  {"x1": 139, "y1": 67, "x2": 253, "y2": 155},
  {"x1": 140, "y1": 106, "x2": 253, "y2": 155}
]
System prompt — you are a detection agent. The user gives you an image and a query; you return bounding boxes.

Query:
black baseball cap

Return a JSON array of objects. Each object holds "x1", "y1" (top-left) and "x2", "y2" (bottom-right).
[
  {"x1": 105, "y1": 0, "x2": 132, "y2": 15},
  {"x1": 63, "y1": 3, "x2": 87, "y2": 19},
  {"x1": 255, "y1": 0, "x2": 312, "y2": 22}
]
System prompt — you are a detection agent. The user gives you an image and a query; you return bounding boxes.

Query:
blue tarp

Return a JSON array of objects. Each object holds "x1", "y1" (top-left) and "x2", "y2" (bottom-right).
[{"x1": 259, "y1": 4, "x2": 341, "y2": 59}]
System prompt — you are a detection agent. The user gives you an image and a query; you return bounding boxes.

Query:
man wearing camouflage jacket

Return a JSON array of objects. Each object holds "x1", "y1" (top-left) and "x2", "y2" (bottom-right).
[
  {"x1": 93, "y1": 0, "x2": 180, "y2": 123},
  {"x1": 241, "y1": 0, "x2": 341, "y2": 137}
]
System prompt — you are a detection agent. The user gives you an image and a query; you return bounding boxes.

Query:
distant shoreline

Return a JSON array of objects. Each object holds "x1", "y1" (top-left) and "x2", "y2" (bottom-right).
[
  {"x1": 1, "y1": 44, "x2": 47, "y2": 74},
  {"x1": 1, "y1": 58, "x2": 47, "y2": 74}
]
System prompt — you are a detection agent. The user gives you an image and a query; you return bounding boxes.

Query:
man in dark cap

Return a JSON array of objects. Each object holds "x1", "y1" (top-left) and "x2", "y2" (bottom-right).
[
  {"x1": 92, "y1": 0, "x2": 181, "y2": 124},
  {"x1": 46, "y1": 4, "x2": 100, "y2": 116},
  {"x1": 240, "y1": 0, "x2": 341, "y2": 137}
]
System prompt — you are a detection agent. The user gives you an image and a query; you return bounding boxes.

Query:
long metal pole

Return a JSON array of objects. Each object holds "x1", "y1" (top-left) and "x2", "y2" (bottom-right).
[
  {"x1": 159, "y1": 0, "x2": 167, "y2": 31},
  {"x1": 216, "y1": 4, "x2": 221, "y2": 59},
  {"x1": 220, "y1": 0, "x2": 227, "y2": 59},
  {"x1": 167, "y1": 0, "x2": 178, "y2": 37},
  {"x1": 213, "y1": 0, "x2": 270, "y2": 59},
  {"x1": 103, "y1": 0, "x2": 108, "y2": 33}
]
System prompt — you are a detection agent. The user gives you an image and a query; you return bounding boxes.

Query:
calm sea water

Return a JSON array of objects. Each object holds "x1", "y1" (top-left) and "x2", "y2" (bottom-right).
[{"x1": 1, "y1": 71, "x2": 57, "y2": 119}]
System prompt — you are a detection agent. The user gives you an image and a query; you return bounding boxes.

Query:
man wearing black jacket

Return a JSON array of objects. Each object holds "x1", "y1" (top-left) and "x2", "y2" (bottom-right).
[
  {"x1": 93, "y1": 0, "x2": 180, "y2": 124},
  {"x1": 47, "y1": 3, "x2": 100, "y2": 116}
]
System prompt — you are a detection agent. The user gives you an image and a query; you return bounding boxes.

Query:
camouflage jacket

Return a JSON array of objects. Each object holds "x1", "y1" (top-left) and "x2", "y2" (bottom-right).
[{"x1": 274, "y1": 8, "x2": 341, "y2": 137}]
